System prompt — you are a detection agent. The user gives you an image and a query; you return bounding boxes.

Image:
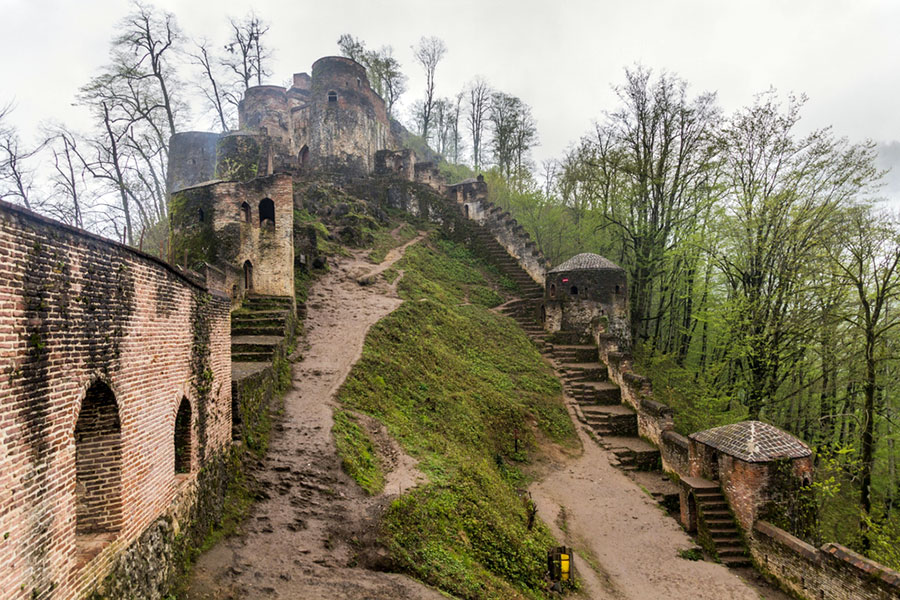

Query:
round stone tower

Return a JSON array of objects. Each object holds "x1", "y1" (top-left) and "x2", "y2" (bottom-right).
[{"x1": 306, "y1": 56, "x2": 391, "y2": 173}]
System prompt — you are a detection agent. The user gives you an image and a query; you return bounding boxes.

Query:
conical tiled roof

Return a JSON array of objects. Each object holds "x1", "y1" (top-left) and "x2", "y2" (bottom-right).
[
  {"x1": 689, "y1": 421, "x2": 811, "y2": 463},
  {"x1": 548, "y1": 253, "x2": 622, "y2": 273}
]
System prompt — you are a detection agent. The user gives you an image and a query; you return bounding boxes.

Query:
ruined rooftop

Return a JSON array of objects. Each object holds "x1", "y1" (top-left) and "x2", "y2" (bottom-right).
[
  {"x1": 549, "y1": 252, "x2": 623, "y2": 273},
  {"x1": 689, "y1": 420, "x2": 812, "y2": 462}
]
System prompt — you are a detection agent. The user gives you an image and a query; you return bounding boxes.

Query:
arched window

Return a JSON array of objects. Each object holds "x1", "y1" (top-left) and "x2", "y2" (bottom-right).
[
  {"x1": 243, "y1": 260, "x2": 253, "y2": 290},
  {"x1": 570, "y1": 286, "x2": 579, "y2": 296},
  {"x1": 615, "y1": 284, "x2": 620, "y2": 294},
  {"x1": 259, "y1": 198, "x2": 275, "y2": 227},
  {"x1": 357, "y1": 77, "x2": 361, "y2": 88},
  {"x1": 549, "y1": 284, "x2": 556, "y2": 299},
  {"x1": 299, "y1": 145, "x2": 309, "y2": 167},
  {"x1": 540, "y1": 305, "x2": 546, "y2": 323},
  {"x1": 174, "y1": 397, "x2": 192, "y2": 474},
  {"x1": 75, "y1": 381, "x2": 122, "y2": 538},
  {"x1": 464, "y1": 205, "x2": 469, "y2": 219},
  {"x1": 240, "y1": 201, "x2": 251, "y2": 223},
  {"x1": 328, "y1": 90, "x2": 338, "y2": 103},
  {"x1": 198, "y1": 208, "x2": 205, "y2": 223}
]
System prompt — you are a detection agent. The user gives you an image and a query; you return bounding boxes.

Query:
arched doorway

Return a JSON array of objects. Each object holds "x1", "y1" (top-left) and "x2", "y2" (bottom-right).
[
  {"x1": 174, "y1": 397, "x2": 192, "y2": 474},
  {"x1": 243, "y1": 260, "x2": 253, "y2": 291},
  {"x1": 74, "y1": 381, "x2": 122, "y2": 537}
]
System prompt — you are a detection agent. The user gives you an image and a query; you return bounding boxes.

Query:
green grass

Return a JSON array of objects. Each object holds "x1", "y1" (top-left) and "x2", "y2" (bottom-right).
[
  {"x1": 332, "y1": 410, "x2": 385, "y2": 494},
  {"x1": 369, "y1": 222, "x2": 419, "y2": 263},
  {"x1": 336, "y1": 234, "x2": 578, "y2": 599}
]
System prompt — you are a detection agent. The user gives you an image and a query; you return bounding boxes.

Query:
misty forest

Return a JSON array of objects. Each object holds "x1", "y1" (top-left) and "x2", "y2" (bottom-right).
[{"x1": 2, "y1": 2, "x2": 899, "y2": 574}]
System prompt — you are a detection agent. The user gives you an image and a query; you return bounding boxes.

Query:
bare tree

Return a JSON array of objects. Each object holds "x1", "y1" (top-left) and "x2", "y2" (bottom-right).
[
  {"x1": 190, "y1": 40, "x2": 233, "y2": 131},
  {"x1": 223, "y1": 13, "x2": 271, "y2": 95},
  {"x1": 45, "y1": 127, "x2": 85, "y2": 228},
  {"x1": 466, "y1": 77, "x2": 491, "y2": 169},
  {"x1": 0, "y1": 104, "x2": 41, "y2": 210},
  {"x1": 450, "y1": 91, "x2": 464, "y2": 163},
  {"x1": 115, "y1": 1, "x2": 182, "y2": 142},
  {"x1": 412, "y1": 36, "x2": 447, "y2": 141}
]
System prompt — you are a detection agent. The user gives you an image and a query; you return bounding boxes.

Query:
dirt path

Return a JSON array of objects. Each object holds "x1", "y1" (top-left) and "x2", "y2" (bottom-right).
[
  {"x1": 529, "y1": 398, "x2": 780, "y2": 600},
  {"x1": 185, "y1": 233, "x2": 445, "y2": 600}
]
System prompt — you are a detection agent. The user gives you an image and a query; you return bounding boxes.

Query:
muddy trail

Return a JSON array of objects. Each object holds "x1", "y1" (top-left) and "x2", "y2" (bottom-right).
[
  {"x1": 186, "y1": 227, "x2": 787, "y2": 600},
  {"x1": 527, "y1": 384, "x2": 791, "y2": 600},
  {"x1": 185, "y1": 232, "x2": 444, "y2": 600}
]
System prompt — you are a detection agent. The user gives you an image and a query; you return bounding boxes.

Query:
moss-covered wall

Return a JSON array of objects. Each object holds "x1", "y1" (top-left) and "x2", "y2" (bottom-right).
[{"x1": 0, "y1": 199, "x2": 232, "y2": 600}]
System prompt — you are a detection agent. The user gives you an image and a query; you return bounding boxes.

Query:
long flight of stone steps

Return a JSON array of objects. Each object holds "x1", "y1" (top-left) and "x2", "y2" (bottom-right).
[
  {"x1": 469, "y1": 227, "x2": 544, "y2": 299},
  {"x1": 469, "y1": 227, "x2": 748, "y2": 567},
  {"x1": 231, "y1": 295, "x2": 294, "y2": 364},
  {"x1": 546, "y1": 333, "x2": 662, "y2": 472}
]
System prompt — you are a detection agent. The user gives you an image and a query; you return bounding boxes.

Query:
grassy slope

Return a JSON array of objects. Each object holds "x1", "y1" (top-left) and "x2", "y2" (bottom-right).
[{"x1": 336, "y1": 236, "x2": 578, "y2": 599}]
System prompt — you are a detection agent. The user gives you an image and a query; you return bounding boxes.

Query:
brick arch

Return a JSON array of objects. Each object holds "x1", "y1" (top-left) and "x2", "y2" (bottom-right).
[{"x1": 74, "y1": 380, "x2": 123, "y2": 537}]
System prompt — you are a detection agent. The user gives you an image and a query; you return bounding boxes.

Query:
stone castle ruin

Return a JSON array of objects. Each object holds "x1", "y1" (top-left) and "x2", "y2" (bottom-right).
[{"x1": 1, "y1": 54, "x2": 898, "y2": 600}]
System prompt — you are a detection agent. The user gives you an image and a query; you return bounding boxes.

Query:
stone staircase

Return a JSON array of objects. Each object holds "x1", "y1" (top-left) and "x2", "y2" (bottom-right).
[
  {"x1": 546, "y1": 338, "x2": 661, "y2": 472},
  {"x1": 231, "y1": 295, "x2": 294, "y2": 364},
  {"x1": 688, "y1": 478, "x2": 751, "y2": 567},
  {"x1": 469, "y1": 227, "x2": 543, "y2": 298},
  {"x1": 463, "y1": 225, "x2": 748, "y2": 568}
]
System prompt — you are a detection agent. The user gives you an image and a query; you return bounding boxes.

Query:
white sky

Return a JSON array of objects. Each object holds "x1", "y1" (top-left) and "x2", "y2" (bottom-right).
[{"x1": 1, "y1": 0, "x2": 898, "y2": 167}]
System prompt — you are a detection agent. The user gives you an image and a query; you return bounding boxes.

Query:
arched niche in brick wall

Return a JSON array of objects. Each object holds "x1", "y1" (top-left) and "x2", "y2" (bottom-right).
[
  {"x1": 74, "y1": 381, "x2": 123, "y2": 538},
  {"x1": 240, "y1": 201, "x2": 251, "y2": 223},
  {"x1": 174, "y1": 397, "x2": 192, "y2": 475}
]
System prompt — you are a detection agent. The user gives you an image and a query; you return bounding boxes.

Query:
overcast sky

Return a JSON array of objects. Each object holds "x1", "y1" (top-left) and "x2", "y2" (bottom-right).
[{"x1": 1, "y1": 0, "x2": 898, "y2": 172}]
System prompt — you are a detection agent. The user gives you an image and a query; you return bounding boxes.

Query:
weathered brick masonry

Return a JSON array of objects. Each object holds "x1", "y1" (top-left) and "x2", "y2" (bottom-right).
[{"x1": 0, "y1": 200, "x2": 231, "y2": 600}]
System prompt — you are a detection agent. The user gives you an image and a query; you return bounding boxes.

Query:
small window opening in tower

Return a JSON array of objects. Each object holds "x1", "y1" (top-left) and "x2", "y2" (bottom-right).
[
  {"x1": 259, "y1": 198, "x2": 275, "y2": 227},
  {"x1": 328, "y1": 91, "x2": 337, "y2": 103},
  {"x1": 570, "y1": 286, "x2": 578, "y2": 296},
  {"x1": 357, "y1": 77, "x2": 361, "y2": 88},
  {"x1": 615, "y1": 284, "x2": 620, "y2": 294},
  {"x1": 243, "y1": 260, "x2": 253, "y2": 290},
  {"x1": 198, "y1": 208, "x2": 205, "y2": 222},
  {"x1": 299, "y1": 145, "x2": 309, "y2": 167},
  {"x1": 174, "y1": 397, "x2": 192, "y2": 475},
  {"x1": 549, "y1": 284, "x2": 556, "y2": 299},
  {"x1": 240, "y1": 201, "x2": 251, "y2": 223}
]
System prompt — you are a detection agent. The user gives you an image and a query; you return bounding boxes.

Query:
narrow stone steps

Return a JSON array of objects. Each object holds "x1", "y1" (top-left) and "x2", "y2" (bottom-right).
[
  {"x1": 231, "y1": 352, "x2": 274, "y2": 362},
  {"x1": 551, "y1": 345, "x2": 599, "y2": 363},
  {"x1": 232, "y1": 325, "x2": 286, "y2": 337}
]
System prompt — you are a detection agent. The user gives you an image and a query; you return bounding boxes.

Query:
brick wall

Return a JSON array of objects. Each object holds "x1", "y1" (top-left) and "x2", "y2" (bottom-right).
[
  {"x1": 0, "y1": 200, "x2": 231, "y2": 600},
  {"x1": 751, "y1": 521, "x2": 900, "y2": 600}
]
